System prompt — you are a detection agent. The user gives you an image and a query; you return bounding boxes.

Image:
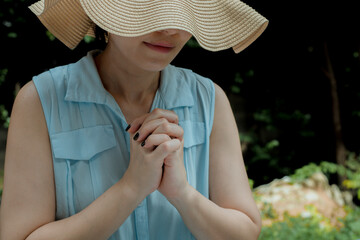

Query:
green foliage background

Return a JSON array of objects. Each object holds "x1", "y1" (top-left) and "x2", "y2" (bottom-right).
[{"x1": 259, "y1": 208, "x2": 360, "y2": 240}]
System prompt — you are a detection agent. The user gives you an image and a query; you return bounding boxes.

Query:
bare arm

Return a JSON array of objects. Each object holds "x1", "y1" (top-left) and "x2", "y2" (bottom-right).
[
  {"x1": 0, "y1": 81, "x2": 179, "y2": 240},
  {"x1": 167, "y1": 83, "x2": 262, "y2": 240},
  {"x1": 0, "y1": 81, "x2": 56, "y2": 240}
]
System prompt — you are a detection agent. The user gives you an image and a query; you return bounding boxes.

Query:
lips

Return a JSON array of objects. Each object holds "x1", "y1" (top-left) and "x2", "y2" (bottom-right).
[{"x1": 144, "y1": 41, "x2": 175, "y2": 53}]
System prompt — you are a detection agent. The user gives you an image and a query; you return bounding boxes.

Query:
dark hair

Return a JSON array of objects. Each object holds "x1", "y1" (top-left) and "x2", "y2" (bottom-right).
[{"x1": 94, "y1": 25, "x2": 108, "y2": 50}]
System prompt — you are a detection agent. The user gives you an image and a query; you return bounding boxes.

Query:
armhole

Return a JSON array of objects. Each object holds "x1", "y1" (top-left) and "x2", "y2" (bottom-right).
[
  {"x1": 208, "y1": 80, "x2": 216, "y2": 137},
  {"x1": 32, "y1": 71, "x2": 54, "y2": 132}
]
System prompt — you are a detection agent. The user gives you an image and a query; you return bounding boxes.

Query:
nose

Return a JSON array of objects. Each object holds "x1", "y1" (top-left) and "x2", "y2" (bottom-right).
[{"x1": 157, "y1": 29, "x2": 179, "y2": 35}]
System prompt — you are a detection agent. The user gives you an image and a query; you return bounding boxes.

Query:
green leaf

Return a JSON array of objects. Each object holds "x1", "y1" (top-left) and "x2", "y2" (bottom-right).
[
  {"x1": 299, "y1": 130, "x2": 315, "y2": 137},
  {"x1": 246, "y1": 69, "x2": 255, "y2": 77},
  {"x1": 7, "y1": 32, "x2": 17, "y2": 38},
  {"x1": 265, "y1": 139, "x2": 279, "y2": 150},
  {"x1": 234, "y1": 73, "x2": 243, "y2": 83},
  {"x1": 8, "y1": 8, "x2": 15, "y2": 15},
  {"x1": 248, "y1": 179, "x2": 254, "y2": 189},
  {"x1": 352, "y1": 111, "x2": 360, "y2": 117},
  {"x1": 0, "y1": 105, "x2": 10, "y2": 128},
  {"x1": 231, "y1": 85, "x2": 240, "y2": 94},
  {"x1": 84, "y1": 35, "x2": 95, "y2": 43},
  {"x1": 46, "y1": 31, "x2": 56, "y2": 41},
  {"x1": 254, "y1": 109, "x2": 272, "y2": 123},
  {"x1": 186, "y1": 37, "x2": 200, "y2": 48},
  {"x1": 0, "y1": 69, "x2": 8, "y2": 86},
  {"x1": 240, "y1": 133, "x2": 255, "y2": 144}
]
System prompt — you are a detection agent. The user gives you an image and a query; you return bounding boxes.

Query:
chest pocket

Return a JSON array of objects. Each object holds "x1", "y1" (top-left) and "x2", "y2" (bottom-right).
[
  {"x1": 51, "y1": 125, "x2": 116, "y2": 160},
  {"x1": 181, "y1": 121, "x2": 206, "y2": 148},
  {"x1": 180, "y1": 121, "x2": 207, "y2": 190},
  {"x1": 50, "y1": 125, "x2": 117, "y2": 216}
]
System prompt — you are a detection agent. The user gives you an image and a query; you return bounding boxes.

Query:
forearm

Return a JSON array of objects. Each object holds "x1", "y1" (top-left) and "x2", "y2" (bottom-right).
[
  {"x1": 170, "y1": 185, "x2": 261, "y2": 240},
  {"x1": 26, "y1": 178, "x2": 143, "y2": 240}
]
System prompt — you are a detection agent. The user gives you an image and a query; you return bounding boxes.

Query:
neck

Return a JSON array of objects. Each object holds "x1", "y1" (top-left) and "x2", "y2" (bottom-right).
[{"x1": 94, "y1": 46, "x2": 160, "y2": 105}]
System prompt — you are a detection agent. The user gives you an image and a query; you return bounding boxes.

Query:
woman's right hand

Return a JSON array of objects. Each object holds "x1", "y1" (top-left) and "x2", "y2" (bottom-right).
[{"x1": 122, "y1": 109, "x2": 182, "y2": 200}]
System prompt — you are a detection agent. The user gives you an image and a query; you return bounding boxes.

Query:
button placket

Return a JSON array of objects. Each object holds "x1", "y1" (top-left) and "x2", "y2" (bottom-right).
[{"x1": 134, "y1": 198, "x2": 149, "y2": 240}]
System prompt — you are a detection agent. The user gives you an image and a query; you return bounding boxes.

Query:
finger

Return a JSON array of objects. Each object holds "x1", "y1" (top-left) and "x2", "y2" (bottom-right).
[
  {"x1": 126, "y1": 108, "x2": 179, "y2": 134},
  {"x1": 135, "y1": 118, "x2": 183, "y2": 142},
  {"x1": 142, "y1": 134, "x2": 171, "y2": 149},
  {"x1": 146, "y1": 108, "x2": 179, "y2": 125},
  {"x1": 152, "y1": 122, "x2": 184, "y2": 141},
  {"x1": 126, "y1": 114, "x2": 149, "y2": 134},
  {"x1": 164, "y1": 138, "x2": 184, "y2": 167},
  {"x1": 152, "y1": 139, "x2": 181, "y2": 160}
]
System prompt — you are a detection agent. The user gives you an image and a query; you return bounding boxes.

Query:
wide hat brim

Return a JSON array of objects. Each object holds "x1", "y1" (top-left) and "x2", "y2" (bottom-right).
[{"x1": 29, "y1": 0, "x2": 268, "y2": 53}]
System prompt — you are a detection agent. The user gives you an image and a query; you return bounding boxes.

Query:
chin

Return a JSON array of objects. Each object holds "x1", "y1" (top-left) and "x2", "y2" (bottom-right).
[{"x1": 143, "y1": 61, "x2": 171, "y2": 72}]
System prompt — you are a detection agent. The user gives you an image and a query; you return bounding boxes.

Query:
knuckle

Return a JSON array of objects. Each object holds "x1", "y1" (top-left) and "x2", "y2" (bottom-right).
[
  {"x1": 161, "y1": 141, "x2": 171, "y2": 152},
  {"x1": 179, "y1": 127, "x2": 184, "y2": 136},
  {"x1": 153, "y1": 108, "x2": 162, "y2": 114},
  {"x1": 146, "y1": 134, "x2": 154, "y2": 142},
  {"x1": 161, "y1": 122, "x2": 170, "y2": 132},
  {"x1": 143, "y1": 136, "x2": 152, "y2": 146},
  {"x1": 174, "y1": 115, "x2": 179, "y2": 123},
  {"x1": 133, "y1": 114, "x2": 145, "y2": 125},
  {"x1": 170, "y1": 110, "x2": 178, "y2": 121},
  {"x1": 159, "y1": 117, "x2": 168, "y2": 124},
  {"x1": 140, "y1": 124, "x2": 148, "y2": 133}
]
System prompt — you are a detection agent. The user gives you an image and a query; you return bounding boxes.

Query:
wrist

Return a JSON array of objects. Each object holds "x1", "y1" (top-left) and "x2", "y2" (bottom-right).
[
  {"x1": 119, "y1": 173, "x2": 147, "y2": 205},
  {"x1": 167, "y1": 183, "x2": 195, "y2": 208}
]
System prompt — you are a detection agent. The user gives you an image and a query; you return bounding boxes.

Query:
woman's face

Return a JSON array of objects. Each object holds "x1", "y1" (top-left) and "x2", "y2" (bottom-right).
[{"x1": 107, "y1": 29, "x2": 192, "y2": 72}]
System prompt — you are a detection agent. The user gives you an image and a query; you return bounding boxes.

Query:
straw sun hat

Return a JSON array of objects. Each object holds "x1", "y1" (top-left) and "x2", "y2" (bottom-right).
[{"x1": 29, "y1": 0, "x2": 268, "y2": 53}]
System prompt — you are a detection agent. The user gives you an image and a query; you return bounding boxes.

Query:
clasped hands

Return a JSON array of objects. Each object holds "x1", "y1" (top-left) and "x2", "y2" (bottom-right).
[{"x1": 122, "y1": 108, "x2": 188, "y2": 202}]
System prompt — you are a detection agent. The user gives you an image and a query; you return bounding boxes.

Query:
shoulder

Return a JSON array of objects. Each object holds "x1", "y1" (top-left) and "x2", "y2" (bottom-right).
[
  {"x1": 32, "y1": 64, "x2": 70, "y2": 88},
  {"x1": 212, "y1": 82, "x2": 234, "y2": 129},
  {"x1": 170, "y1": 65, "x2": 214, "y2": 92},
  {"x1": 11, "y1": 81, "x2": 45, "y2": 126},
  {"x1": 213, "y1": 82, "x2": 230, "y2": 107},
  {"x1": 168, "y1": 64, "x2": 215, "y2": 109},
  {"x1": 14, "y1": 81, "x2": 41, "y2": 111},
  {"x1": 7, "y1": 81, "x2": 49, "y2": 161},
  {"x1": 32, "y1": 53, "x2": 88, "y2": 90},
  {"x1": 31, "y1": 62, "x2": 76, "y2": 109},
  {"x1": 167, "y1": 65, "x2": 222, "y2": 133}
]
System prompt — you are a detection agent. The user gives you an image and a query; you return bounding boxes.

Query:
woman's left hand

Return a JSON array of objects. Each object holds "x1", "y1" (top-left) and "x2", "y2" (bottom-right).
[
  {"x1": 157, "y1": 138, "x2": 189, "y2": 200},
  {"x1": 128, "y1": 108, "x2": 189, "y2": 200}
]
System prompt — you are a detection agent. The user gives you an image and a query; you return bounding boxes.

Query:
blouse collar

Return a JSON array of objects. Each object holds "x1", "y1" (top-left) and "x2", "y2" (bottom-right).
[{"x1": 65, "y1": 50, "x2": 194, "y2": 110}]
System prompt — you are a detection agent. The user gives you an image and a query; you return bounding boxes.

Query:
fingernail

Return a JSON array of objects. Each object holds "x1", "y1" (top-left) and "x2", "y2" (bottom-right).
[
  {"x1": 125, "y1": 124, "x2": 131, "y2": 131},
  {"x1": 133, "y1": 132, "x2": 139, "y2": 141},
  {"x1": 141, "y1": 141, "x2": 146, "y2": 147}
]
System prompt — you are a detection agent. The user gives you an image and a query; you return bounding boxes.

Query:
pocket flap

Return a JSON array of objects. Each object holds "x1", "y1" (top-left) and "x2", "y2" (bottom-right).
[
  {"x1": 180, "y1": 121, "x2": 206, "y2": 148},
  {"x1": 51, "y1": 125, "x2": 116, "y2": 160}
]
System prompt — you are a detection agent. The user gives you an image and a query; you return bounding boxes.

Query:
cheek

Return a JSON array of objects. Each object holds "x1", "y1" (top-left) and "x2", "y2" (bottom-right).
[
  {"x1": 117, "y1": 41, "x2": 141, "y2": 59},
  {"x1": 181, "y1": 32, "x2": 192, "y2": 43}
]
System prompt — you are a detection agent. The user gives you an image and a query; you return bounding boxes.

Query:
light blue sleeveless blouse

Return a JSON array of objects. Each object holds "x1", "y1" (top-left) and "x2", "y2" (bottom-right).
[{"x1": 33, "y1": 51, "x2": 215, "y2": 240}]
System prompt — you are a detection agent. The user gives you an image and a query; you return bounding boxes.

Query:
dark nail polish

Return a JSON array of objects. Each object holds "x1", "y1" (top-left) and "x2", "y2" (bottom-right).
[
  {"x1": 125, "y1": 124, "x2": 131, "y2": 131},
  {"x1": 133, "y1": 132, "x2": 139, "y2": 141},
  {"x1": 141, "y1": 141, "x2": 146, "y2": 147}
]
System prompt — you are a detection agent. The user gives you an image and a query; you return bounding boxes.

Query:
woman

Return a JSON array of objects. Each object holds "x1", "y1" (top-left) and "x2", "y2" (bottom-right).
[{"x1": 0, "y1": 0, "x2": 268, "y2": 239}]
